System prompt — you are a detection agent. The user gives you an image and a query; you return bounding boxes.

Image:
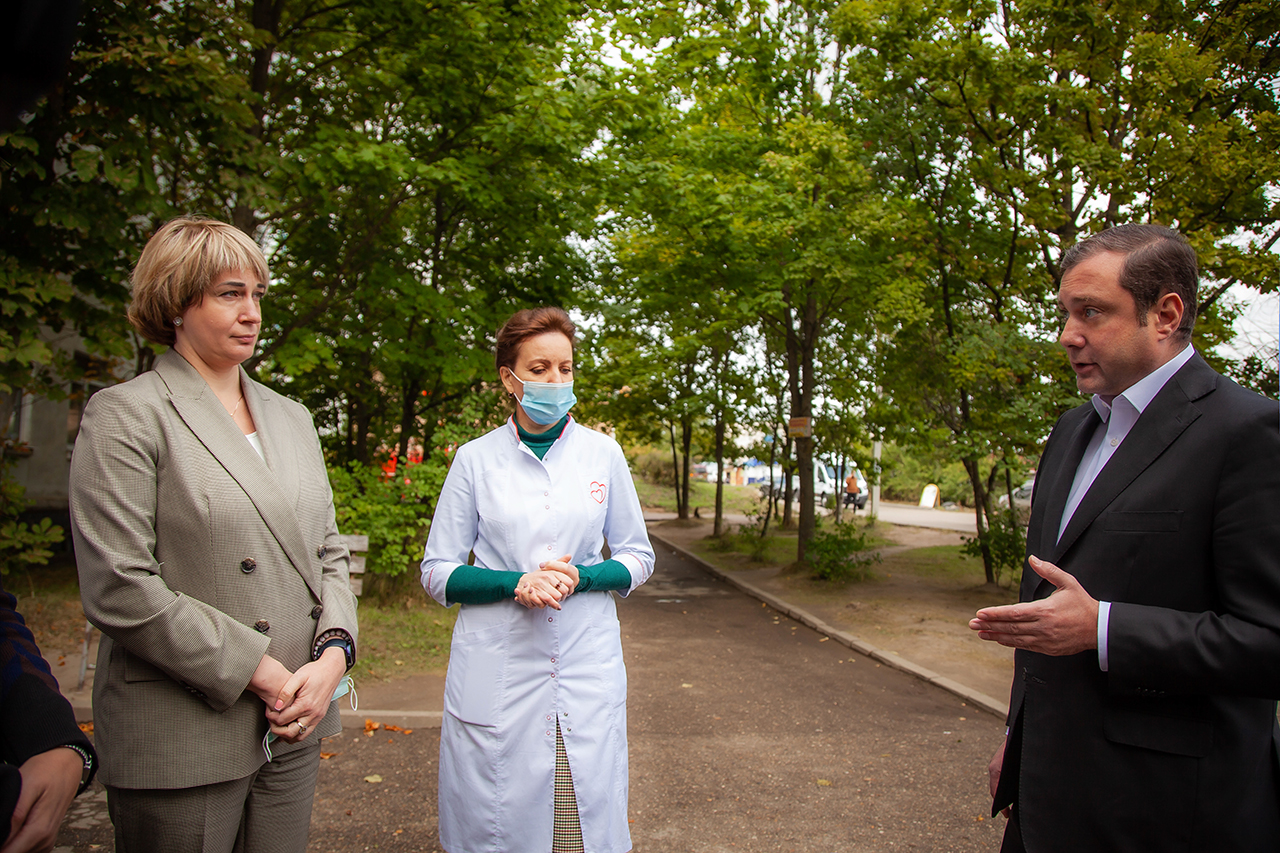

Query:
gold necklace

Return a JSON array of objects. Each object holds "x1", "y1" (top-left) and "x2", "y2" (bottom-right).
[{"x1": 231, "y1": 394, "x2": 244, "y2": 417}]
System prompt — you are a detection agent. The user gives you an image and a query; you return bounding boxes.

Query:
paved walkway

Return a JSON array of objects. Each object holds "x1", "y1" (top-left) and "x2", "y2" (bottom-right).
[{"x1": 53, "y1": 527, "x2": 1008, "y2": 851}]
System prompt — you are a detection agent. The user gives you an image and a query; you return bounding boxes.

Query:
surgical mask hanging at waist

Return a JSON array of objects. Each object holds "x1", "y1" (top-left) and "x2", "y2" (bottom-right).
[{"x1": 509, "y1": 372, "x2": 576, "y2": 424}]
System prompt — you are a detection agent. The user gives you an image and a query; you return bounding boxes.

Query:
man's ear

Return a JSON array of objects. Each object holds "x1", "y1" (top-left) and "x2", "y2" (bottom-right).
[{"x1": 1152, "y1": 291, "x2": 1185, "y2": 340}]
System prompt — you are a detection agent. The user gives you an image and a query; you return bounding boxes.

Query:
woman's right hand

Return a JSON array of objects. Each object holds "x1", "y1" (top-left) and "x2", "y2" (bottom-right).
[
  {"x1": 248, "y1": 654, "x2": 293, "y2": 706},
  {"x1": 515, "y1": 572, "x2": 565, "y2": 610}
]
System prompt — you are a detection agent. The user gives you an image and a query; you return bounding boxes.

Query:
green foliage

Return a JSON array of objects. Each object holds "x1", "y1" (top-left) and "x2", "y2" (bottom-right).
[
  {"x1": 961, "y1": 517, "x2": 1026, "y2": 589},
  {"x1": 878, "y1": 443, "x2": 987, "y2": 507},
  {"x1": 628, "y1": 446, "x2": 680, "y2": 486},
  {"x1": 329, "y1": 457, "x2": 446, "y2": 579},
  {"x1": 806, "y1": 521, "x2": 881, "y2": 583},
  {"x1": 0, "y1": 453, "x2": 63, "y2": 575}
]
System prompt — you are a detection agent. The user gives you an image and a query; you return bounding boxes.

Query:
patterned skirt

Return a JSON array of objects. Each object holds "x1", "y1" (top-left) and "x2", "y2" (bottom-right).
[{"x1": 552, "y1": 721, "x2": 584, "y2": 853}]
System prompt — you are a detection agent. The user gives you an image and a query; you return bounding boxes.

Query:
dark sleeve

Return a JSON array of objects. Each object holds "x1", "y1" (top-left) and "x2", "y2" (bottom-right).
[
  {"x1": 1108, "y1": 393, "x2": 1280, "y2": 697},
  {"x1": 0, "y1": 576, "x2": 97, "y2": 797},
  {"x1": 445, "y1": 565, "x2": 523, "y2": 604},
  {"x1": 575, "y1": 560, "x2": 632, "y2": 593},
  {"x1": 0, "y1": 763, "x2": 18, "y2": 841}
]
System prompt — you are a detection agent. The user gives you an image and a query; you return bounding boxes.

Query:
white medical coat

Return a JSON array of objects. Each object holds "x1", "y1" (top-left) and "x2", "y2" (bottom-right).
[{"x1": 421, "y1": 417, "x2": 655, "y2": 853}]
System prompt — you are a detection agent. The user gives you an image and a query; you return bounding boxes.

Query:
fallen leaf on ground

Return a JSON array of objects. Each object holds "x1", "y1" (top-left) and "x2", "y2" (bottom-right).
[
  {"x1": 817, "y1": 779, "x2": 831, "y2": 786},
  {"x1": 363, "y1": 774, "x2": 383, "y2": 783},
  {"x1": 78, "y1": 722, "x2": 94, "y2": 733},
  {"x1": 320, "y1": 752, "x2": 338, "y2": 759}
]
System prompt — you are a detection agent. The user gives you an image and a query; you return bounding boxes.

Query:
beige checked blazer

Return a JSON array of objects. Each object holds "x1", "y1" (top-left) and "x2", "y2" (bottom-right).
[{"x1": 70, "y1": 349, "x2": 358, "y2": 789}]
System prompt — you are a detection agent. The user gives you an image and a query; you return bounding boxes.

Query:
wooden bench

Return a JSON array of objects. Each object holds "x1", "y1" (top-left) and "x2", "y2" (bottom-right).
[{"x1": 338, "y1": 534, "x2": 369, "y2": 596}]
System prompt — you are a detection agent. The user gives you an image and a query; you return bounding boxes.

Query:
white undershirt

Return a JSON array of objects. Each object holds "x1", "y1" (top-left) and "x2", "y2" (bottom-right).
[{"x1": 245, "y1": 431, "x2": 264, "y2": 460}]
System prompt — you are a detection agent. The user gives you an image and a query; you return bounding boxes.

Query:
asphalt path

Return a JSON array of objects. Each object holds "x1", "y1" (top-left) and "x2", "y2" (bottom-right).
[
  {"x1": 54, "y1": 544, "x2": 1007, "y2": 852},
  {"x1": 871, "y1": 502, "x2": 978, "y2": 534}
]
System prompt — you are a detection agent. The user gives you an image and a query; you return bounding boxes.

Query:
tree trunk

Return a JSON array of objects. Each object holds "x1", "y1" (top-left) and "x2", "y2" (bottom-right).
[
  {"x1": 679, "y1": 417, "x2": 693, "y2": 520},
  {"x1": 713, "y1": 406, "x2": 726, "y2": 537},
  {"x1": 963, "y1": 457, "x2": 996, "y2": 584},
  {"x1": 667, "y1": 422, "x2": 685, "y2": 518}
]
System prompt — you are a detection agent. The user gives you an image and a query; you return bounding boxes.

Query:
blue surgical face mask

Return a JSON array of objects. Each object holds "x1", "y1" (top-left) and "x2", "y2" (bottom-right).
[{"x1": 507, "y1": 370, "x2": 576, "y2": 425}]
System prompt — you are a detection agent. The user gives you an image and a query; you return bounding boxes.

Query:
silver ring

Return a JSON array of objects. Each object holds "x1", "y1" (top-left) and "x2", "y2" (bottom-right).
[{"x1": 297, "y1": 722, "x2": 307, "y2": 733}]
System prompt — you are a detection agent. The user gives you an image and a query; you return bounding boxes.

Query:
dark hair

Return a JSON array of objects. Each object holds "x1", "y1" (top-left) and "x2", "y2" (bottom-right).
[
  {"x1": 1059, "y1": 224, "x2": 1198, "y2": 343},
  {"x1": 495, "y1": 307, "x2": 577, "y2": 374}
]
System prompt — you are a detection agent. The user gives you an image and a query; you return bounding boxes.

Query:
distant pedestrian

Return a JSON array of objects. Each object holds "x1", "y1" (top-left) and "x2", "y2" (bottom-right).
[
  {"x1": 421, "y1": 306, "x2": 655, "y2": 853},
  {"x1": 843, "y1": 471, "x2": 861, "y2": 509},
  {"x1": 69, "y1": 216, "x2": 357, "y2": 853}
]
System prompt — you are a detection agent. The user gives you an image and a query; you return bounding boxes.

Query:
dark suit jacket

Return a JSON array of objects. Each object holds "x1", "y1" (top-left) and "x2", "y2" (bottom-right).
[
  {"x1": 0, "y1": 575, "x2": 96, "y2": 838},
  {"x1": 995, "y1": 353, "x2": 1280, "y2": 852}
]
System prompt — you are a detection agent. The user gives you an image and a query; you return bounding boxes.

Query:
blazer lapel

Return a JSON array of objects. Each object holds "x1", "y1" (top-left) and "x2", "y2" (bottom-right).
[
  {"x1": 1035, "y1": 405, "x2": 1102, "y2": 560},
  {"x1": 1048, "y1": 354, "x2": 1215, "y2": 565},
  {"x1": 154, "y1": 350, "x2": 321, "y2": 602}
]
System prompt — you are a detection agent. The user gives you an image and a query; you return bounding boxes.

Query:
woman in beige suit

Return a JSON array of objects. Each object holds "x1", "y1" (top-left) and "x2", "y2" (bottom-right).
[{"x1": 69, "y1": 217, "x2": 358, "y2": 853}]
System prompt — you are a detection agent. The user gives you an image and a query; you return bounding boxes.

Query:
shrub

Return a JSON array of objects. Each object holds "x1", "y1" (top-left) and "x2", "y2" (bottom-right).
[
  {"x1": 0, "y1": 450, "x2": 63, "y2": 575},
  {"x1": 329, "y1": 456, "x2": 447, "y2": 579},
  {"x1": 961, "y1": 516, "x2": 1025, "y2": 586},
  {"x1": 807, "y1": 522, "x2": 880, "y2": 582}
]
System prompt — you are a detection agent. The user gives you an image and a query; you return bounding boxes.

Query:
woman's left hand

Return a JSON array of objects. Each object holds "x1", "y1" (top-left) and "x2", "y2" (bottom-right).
[
  {"x1": 539, "y1": 554, "x2": 578, "y2": 595},
  {"x1": 265, "y1": 647, "x2": 347, "y2": 743}
]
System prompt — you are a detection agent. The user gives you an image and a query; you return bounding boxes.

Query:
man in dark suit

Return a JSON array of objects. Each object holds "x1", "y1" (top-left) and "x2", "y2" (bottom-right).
[
  {"x1": 970, "y1": 224, "x2": 1280, "y2": 852},
  {"x1": 0, "y1": 574, "x2": 96, "y2": 853}
]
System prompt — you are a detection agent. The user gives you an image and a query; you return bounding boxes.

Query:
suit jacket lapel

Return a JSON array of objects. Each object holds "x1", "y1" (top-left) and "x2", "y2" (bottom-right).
[
  {"x1": 1042, "y1": 355, "x2": 1215, "y2": 590},
  {"x1": 1035, "y1": 406, "x2": 1102, "y2": 560},
  {"x1": 154, "y1": 350, "x2": 321, "y2": 602}
]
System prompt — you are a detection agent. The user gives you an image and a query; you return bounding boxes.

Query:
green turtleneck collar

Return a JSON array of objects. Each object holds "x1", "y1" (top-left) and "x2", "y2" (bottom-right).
[{"x1": 516, "y1": 414, "x2": 570, "y2": 460}]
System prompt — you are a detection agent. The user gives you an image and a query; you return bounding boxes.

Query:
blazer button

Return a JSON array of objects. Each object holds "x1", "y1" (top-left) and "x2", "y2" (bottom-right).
[
  {"x1": 240, "y1": 558, "x2": 256, "y2": 574},
  {"x1": 317, "y1": 545, "x2": 327, "y2": 559},
  {"x1": 311, "y1": 604, "x2": 324, "y2": 619},
  {"x1": 254, "y1": 619, "x2": 270, "y2": 633}
]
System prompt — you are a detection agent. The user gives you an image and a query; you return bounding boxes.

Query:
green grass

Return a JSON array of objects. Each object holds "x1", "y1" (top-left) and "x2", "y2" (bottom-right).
[
  {"x1": 354, "y1": 596, "x2": 457, "y2": 680},
  {"x1": 879, "y1": 544, "x2": 981, "y2": 581},
  {"x1": 679, "y1": 516, "x2": 893, "y2": 574},
  {"x1": 632, "y1": 476, "x2": 767, "y2": 517}
]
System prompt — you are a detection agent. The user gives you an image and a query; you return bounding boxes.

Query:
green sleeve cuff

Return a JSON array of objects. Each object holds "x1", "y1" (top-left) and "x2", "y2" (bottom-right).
[
  {"x1": 575, "y1": 559, "x2": 632, "y2": 593},
  {"x1": 445, "y1": 565, "x2": 523, "y2": 605}
]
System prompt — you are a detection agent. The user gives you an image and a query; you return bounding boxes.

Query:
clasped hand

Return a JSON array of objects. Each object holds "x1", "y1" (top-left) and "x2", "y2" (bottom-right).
[
  {"x1": 249, "y1": 648, "x2": 347, "y2": 744},
  {"x1": 515, "y1": 554, "x2": 577, "y2": 610},
  {"x1": 968, "y1": 555, "x2": 1099, "y2": 656}
]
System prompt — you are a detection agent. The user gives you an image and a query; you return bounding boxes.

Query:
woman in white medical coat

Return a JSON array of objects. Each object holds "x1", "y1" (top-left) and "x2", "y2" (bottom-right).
[{"x1": 421, "y1": 307, "x2": 655, "y2": 853}]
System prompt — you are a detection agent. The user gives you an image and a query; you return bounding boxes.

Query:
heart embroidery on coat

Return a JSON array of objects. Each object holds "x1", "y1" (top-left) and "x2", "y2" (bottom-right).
[{"x1": 590, "y1": 481, "x2": 606, "y2": 504}]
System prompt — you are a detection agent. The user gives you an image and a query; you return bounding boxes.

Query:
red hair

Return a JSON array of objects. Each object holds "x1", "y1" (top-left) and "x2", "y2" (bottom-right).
[{"x1": 495, "y1": 307, "x2": 576, "y2": 373}]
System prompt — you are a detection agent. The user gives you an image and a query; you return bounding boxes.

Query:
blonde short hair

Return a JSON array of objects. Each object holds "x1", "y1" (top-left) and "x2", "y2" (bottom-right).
[{"x1": 127, "y1": 216, "x2": 270, "y2": 347}]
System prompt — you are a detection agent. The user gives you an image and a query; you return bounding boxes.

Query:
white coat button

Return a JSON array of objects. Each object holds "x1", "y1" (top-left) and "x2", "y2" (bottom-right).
[
  {"x1": 546, "y1": 730, "x2": 552, "y2": 736},
  {"x1": 545, "y1": 505, "x2": 550, "y2": 509},
  {"x1": 544, "y1": 491, "x2": 549, "y2": 496},
  {"x1": 550, "y1": 657, "x2": 556, "y2": 663},
  {"x1": 546, "y1": 714, "x2": 552, "y2": 721},
  {"x1": 550, "y1": 672, "x2": 556, "y2": 678},
  {"x1": 1110, "y1": 438, "x2": 1119, "y2": 446}
]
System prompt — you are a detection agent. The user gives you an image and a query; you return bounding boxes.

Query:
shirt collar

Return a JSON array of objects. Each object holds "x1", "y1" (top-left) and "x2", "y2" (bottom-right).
[{"x1": 1090, "y1": 344, "x2": 1195, "y2": 422}]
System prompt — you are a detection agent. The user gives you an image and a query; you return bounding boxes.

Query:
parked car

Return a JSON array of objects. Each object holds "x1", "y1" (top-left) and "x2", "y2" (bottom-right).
[{"x1": 997, "y1": 479, "x2": 1035, "y2": 510}]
